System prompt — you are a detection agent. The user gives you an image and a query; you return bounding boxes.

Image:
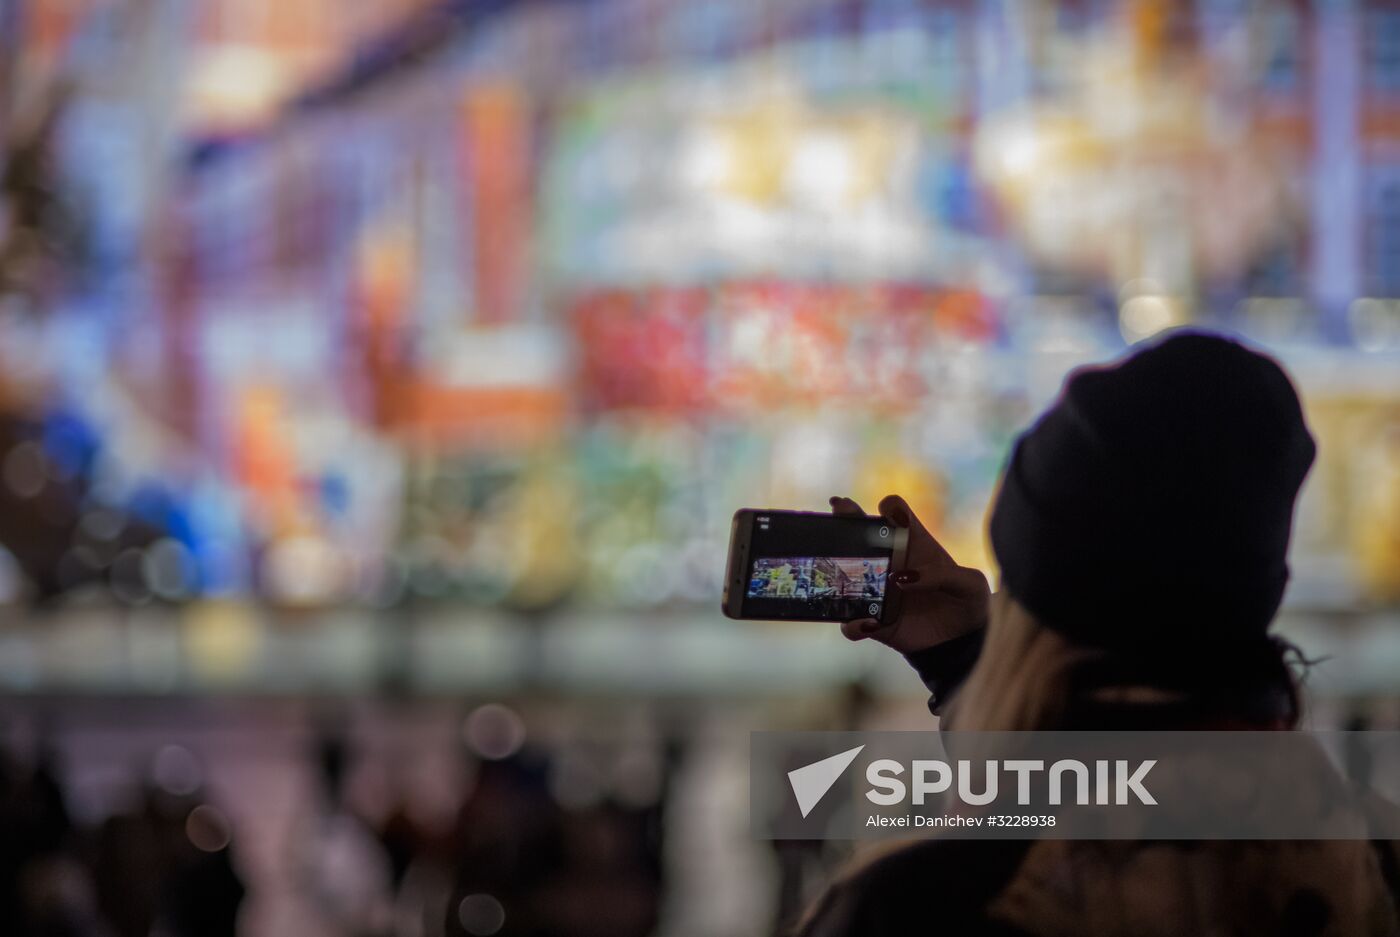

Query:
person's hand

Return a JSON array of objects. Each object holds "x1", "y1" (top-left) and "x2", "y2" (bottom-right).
[{"x1": 830, "y1": 494, "x2": 990, "y2": 655}]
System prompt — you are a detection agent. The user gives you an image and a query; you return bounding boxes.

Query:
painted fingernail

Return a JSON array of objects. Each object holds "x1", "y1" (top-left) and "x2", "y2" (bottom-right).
[{"x1": 892, "y1": 570, "x2": 919, "y2": 585}]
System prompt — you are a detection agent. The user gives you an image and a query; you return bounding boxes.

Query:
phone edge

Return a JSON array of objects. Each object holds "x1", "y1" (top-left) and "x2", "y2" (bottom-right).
[
  {"x1": 880, "y1": 524, "x2": 912, "y2": 626},
  {"x1": 720, "y1": 509, "x2": 753, "y2": 619}
]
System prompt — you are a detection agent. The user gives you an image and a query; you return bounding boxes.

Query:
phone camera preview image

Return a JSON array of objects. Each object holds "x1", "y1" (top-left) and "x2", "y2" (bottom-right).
[
  {"x1": 725, "y1": 510, "x2": 904, "y2": 623},
  {"x1": 747, "y1": 556, "x2": 889, "y2": 620}
]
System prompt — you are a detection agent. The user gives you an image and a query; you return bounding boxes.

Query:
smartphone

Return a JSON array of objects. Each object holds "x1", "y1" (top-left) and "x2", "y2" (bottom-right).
[{"x1": 722, "y1": 509, "x2": 908, "y2": 623}]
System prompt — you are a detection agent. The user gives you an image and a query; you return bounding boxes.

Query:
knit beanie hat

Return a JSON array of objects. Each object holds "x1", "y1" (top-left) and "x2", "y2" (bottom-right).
[{"x1": 988, "y1": 331, "x2": 1316, "y2": 652}]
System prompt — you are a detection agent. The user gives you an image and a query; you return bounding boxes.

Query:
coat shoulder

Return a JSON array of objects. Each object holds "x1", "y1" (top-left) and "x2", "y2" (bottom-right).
[{"x1": 794, "y1": 839, "x2": 1032, "y2": 937}]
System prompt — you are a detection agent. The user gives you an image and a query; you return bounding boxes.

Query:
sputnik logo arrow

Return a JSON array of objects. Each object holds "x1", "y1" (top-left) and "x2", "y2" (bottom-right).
[{"x1": 788, "y1": 745, "x2": 865, "y2": 818}]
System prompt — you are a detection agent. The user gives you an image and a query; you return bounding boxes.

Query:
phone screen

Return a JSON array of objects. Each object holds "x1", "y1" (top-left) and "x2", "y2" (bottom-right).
[{"x1": 740, "y1": 512, "x2": 896, "y2": 621}]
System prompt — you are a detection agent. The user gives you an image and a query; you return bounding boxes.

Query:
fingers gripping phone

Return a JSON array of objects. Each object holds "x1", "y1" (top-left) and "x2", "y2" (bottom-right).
[{"x1": 722, "y1": 509, "x2": 909, "y2": 623}]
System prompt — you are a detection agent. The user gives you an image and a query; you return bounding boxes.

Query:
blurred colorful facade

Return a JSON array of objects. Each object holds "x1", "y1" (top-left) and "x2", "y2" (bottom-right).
[{"x1": 6, "y1": 0, "x2": 1400, "y2": 618}]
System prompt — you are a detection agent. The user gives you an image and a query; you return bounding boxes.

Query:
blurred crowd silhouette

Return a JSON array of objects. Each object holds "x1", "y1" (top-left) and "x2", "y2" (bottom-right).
[
  {"x1": 0, "y1": 714, "x2": 683, "y2": 937},
  {"x1": 0, "y1": 741, "x2": 243, "y2": 937}
]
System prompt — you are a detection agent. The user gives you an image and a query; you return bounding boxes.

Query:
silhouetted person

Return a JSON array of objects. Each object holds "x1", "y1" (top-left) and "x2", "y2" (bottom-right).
[
  {"x1": 0, "y1": 743, "x2": 101, "y2": 937},
  {"x1": 806, "y1": 332, "x2": 1400, "y2": 936},
  {"x1": 92, "y1": 756, "x2": 244, "y2": 937},
  {"x1": 297, "y1": 720, "x2": 394, "y2": 937}
]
